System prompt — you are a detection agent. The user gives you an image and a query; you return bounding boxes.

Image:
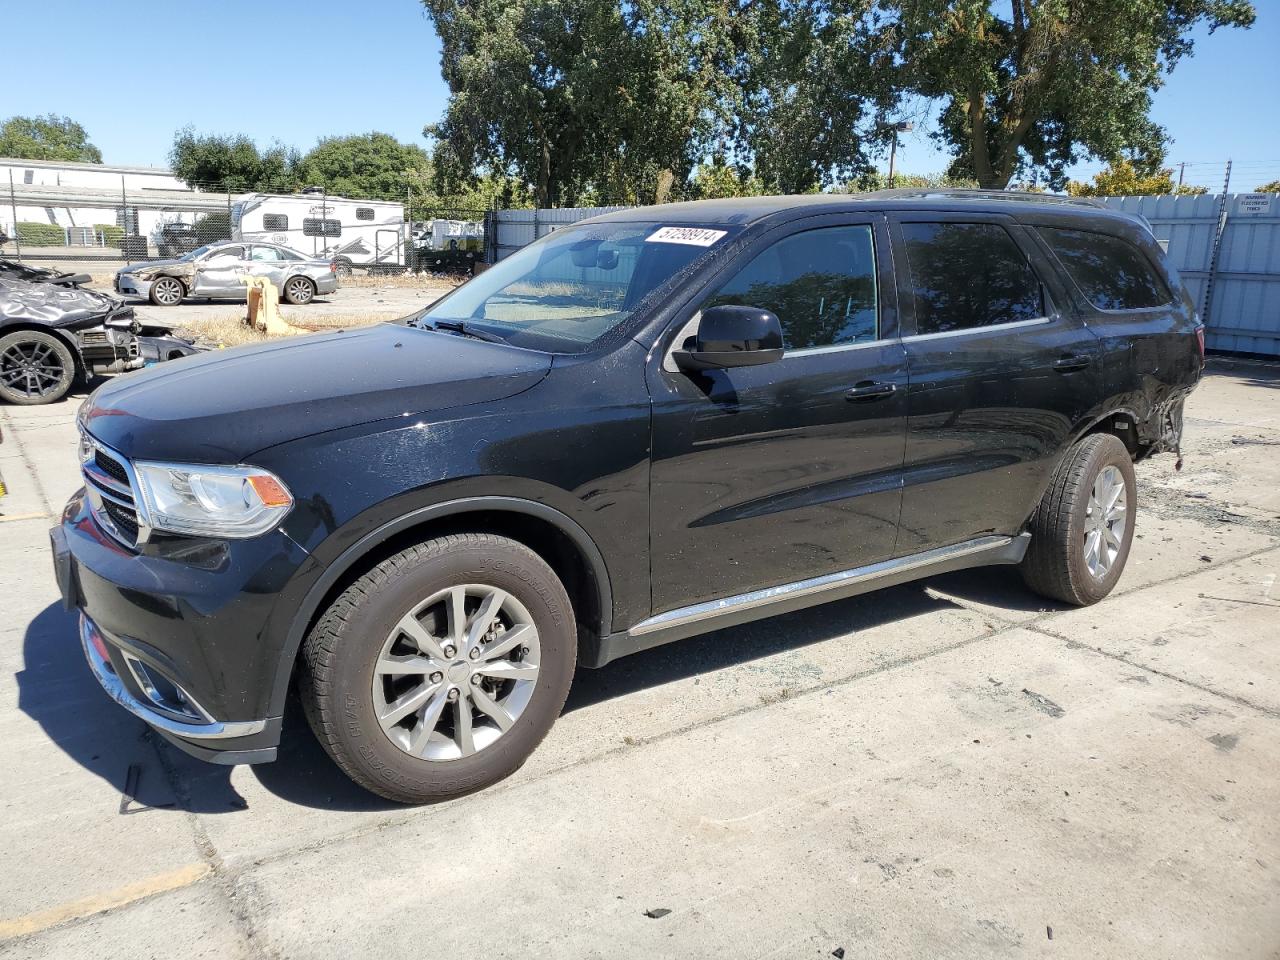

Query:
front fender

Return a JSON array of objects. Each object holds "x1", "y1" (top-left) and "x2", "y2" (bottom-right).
[{"x1": 262, "y1": 494, "x2": 614, "y2": 719}]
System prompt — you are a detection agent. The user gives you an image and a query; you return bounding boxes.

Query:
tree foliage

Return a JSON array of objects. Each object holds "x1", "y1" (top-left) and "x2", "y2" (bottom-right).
[
  {"x1": 296, "y1": 133, "x2": 433, "y2": 199},
  {"x1": 169, "y1": 127, "x2": 300, "y2": 192},
  {"x1": 422, "y1": 0, "x2": 900, "y2": 205},
  {"x1": 1067, "y1": 159, "x2": 1206, "y2": 196},
  {"x1": 895, "y1": 0, "x2": 1254, "y2": 189},
  {"x1": 0, "y1": 114, "x2": 102, "y2": 163},
  {"x1": 1256, "y1": 180, "x2": 1280, "y2": 193}
]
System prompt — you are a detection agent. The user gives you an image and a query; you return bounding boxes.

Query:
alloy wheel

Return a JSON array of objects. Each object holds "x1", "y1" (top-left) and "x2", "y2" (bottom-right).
[
  {"x1": 286, "y1": 278, "x2": 313, "y2": 303},
  {"x1": 0, "y1": 340, "x2": 67, "y2": 400},
  {"x1": 1083, "y1": 464, "x2": 1127, "y2": 578},
  {"x1": 372, "y1": 584, "x2": 541, "y2": 761},
  {"x1": 153, "y1": 278, "x2": 183, "y2": 305}
]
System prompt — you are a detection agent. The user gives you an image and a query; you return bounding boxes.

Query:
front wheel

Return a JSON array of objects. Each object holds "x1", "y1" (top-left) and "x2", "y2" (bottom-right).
[
  {"x1": 1020, "y1": 433, "x2": 1136, "y2": 606},
  {"x1": 0, "y1": 330, "x2": 76, "y2": 405},
  {"x1": 148, "y1": 276, "x2": 184, "y2": 306},
  {"x1": 300, "y1": 533, "x2": 576, "y2": 803}
]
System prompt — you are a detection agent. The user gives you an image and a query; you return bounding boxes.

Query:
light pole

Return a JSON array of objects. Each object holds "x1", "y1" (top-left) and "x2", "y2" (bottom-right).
[{"x1": 884, "y1": 120, "x2": 914, "y2": 187}]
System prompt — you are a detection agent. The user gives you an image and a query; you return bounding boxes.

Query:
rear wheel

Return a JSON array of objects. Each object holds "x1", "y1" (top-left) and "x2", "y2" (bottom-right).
[
  {"x1": 283, "y1": 276, "x2": 316, "y2": 305},
  {"x1": 333, "y1": 257, "x2": 354, "y2": 281},
  {"x1": 148, "y1": 276, "x2": 184, "y2": 306},
  {"x1": 300, "y1": 533, "x2": 576, "y2": 803},
  {"x1": 1020, "y1": 433, "x2": 1136, "y2": 605},
  {"x1": 0, "y1": 331, "x2": 76, "y2": 405}
]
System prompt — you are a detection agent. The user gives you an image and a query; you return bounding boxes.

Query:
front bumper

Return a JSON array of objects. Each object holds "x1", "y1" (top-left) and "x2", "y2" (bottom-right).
[
  {"x1": 114, "y1": 273, "x2": 151, "y2": 299},
  {"x1": 51, "y1": 492, "x2": 308, "y2": 764}
]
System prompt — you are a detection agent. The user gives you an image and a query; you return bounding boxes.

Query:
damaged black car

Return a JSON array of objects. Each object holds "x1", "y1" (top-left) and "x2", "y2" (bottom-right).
[{"x1": 0, "y1": 276, "x2": 142, "y2": 405}]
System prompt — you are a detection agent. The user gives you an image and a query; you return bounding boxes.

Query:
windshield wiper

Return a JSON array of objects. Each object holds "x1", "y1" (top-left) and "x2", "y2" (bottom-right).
[{"x1": 429, "y1": 319, "x2": 507, "y2": 344}]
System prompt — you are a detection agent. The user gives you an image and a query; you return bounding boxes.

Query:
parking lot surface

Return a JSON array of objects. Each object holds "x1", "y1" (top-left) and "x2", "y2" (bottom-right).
[{"x1": 1, "y1": 358, "x2": 1277, "y2": 959}]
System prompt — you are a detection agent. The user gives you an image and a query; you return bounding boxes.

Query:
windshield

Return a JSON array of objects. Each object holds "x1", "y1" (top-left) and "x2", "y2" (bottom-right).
[{"x1": 413, "y1": 221, "x2": 737, "y2": 353}]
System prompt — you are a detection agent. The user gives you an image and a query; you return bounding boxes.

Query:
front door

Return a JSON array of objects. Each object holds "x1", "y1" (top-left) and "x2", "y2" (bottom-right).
[
  {"x1": 889, "y1": 214, "x2": 1101, "y2": 554},
  {"x1": 647, "y1": 217, "x2": 908, "y2": 615},
  {"x1": 190, "y1": 245, "x2": 248, "y2": 297}
]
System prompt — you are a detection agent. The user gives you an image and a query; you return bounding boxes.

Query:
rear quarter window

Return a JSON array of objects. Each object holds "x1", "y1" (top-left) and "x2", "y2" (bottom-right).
[{"x1": 1037, "y1": 227, "x2": 1172, "y2": 311}]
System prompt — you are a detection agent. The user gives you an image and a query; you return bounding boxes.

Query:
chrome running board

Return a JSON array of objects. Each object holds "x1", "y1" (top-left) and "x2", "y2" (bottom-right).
[{"x1": 590, "y1": 533, "x2": 1030, "y2": 667}]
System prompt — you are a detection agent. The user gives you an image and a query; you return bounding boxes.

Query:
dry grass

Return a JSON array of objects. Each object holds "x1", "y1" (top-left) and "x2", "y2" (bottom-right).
[
  {"x1": 176, "y1": 311, "x2": 401, "y2": 347},
  {"x1": 341, "y1": 272, "x2": 466, "y2": 291}
]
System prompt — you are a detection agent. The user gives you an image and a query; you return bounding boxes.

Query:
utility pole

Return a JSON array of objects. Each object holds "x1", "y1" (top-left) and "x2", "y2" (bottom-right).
[
  {"x1": 884, "y1": 120, "x2": 913, "y2": 188},
  {"x1": 1177, "y1": 162, "x2": 1186, "y2": 192}
]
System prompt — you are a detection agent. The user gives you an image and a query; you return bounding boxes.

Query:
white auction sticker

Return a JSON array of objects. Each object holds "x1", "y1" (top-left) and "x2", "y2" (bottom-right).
[{"x1": 645, "y1": 226, "x2": 727, "y2": 246}]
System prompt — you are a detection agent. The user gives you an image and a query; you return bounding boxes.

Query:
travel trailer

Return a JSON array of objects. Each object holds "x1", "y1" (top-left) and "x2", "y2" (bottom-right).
[{"x1": 231, "y1": 191, "x2": 406, "y2": 275}]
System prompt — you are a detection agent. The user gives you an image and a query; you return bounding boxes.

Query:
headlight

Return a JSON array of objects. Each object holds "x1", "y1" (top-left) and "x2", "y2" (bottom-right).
[{"x1": 132, "y1": 461, "x2": 293, "y2": 538}]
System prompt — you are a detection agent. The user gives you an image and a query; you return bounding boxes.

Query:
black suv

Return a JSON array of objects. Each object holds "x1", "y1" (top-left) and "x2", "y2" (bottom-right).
[{"x1": 51, "y1": 191, "x2": 1203, "y2": 803}]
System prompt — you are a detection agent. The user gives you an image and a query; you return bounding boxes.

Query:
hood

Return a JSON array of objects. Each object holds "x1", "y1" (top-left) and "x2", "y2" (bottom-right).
[
  {"x1": 81, "y1": 322, "x2": 553, "y2": 462},
  {"x1": 0, "y1": 276, "x2": 125, "y2": 329},
  {"x1": 120, "y1": 258, "x2": 187, "y2": 276}
]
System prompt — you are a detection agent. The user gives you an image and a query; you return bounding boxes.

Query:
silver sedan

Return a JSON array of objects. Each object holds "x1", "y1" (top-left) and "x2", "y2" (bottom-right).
[{"x1": 115, "y1": 241, "x2": 338, "y2": 307}]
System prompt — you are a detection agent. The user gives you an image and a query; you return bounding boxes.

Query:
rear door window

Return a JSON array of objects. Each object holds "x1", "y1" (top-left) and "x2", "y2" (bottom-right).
[
  {"x1": 901, "y1": 222, "x2": 1043, "y2": 335},
  {"x1": 1037, "y1": 227, "x2": 1172, "y2": 310},
  {"x1": 702, "y1": 224, "x2": 879, "y2": 350}
]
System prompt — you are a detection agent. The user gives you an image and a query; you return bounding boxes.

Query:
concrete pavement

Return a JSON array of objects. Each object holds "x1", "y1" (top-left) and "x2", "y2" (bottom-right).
[{"x1": 1, "y1": 358, "x2": 1277, "y2": 959}]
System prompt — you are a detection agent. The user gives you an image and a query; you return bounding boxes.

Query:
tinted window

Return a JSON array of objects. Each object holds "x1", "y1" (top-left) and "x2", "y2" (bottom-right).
[
  {"x1": 263, "y1": 213, "x2": 288, "y2": 231},
  {"x1": 303, "y1": 218, "x2": 341, "y2": 238},
  {"x1": 1038, "y1": 227, "x2": 1171, "y2": 310},
  {"x1": 355, "y1": 207, "x2": 375, "y2": 221},
  {"x1": 703, "y1": 225, "x2": 878, "y2": 350},
  {"x1": 902, "y1": 222, "x2": 1043, "y2": 335},
  {"x1": 205, "y1": 246, "x2": 245, "y2": 261}
]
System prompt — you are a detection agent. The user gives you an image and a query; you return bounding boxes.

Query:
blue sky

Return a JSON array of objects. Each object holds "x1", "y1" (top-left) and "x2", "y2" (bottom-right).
[{"x1": 8, "y1": 0, "x2": 1279, "y2": 192}]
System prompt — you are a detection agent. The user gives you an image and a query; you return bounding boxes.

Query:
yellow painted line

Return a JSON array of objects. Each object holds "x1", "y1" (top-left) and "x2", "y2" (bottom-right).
[
  {"x1": 0, "y1": 862, "x2": 210, "y2": 940},
  {"x1": 0, "y1": 512, "x2": 54, "y2": 523}
]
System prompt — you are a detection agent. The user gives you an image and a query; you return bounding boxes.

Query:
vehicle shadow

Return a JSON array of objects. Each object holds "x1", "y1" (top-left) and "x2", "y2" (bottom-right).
[
  {"x1": 18, "y1": 567, "x2": 1039, "y2": 814},
  {"x1": 565, "y1": 567, "x2": 1042, "y2": 712}
]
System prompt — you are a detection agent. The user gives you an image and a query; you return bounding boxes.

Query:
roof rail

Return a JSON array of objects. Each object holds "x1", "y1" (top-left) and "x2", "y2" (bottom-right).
[{"x1": 860, "y1": 188, "x2": 1106, "y2": 209}]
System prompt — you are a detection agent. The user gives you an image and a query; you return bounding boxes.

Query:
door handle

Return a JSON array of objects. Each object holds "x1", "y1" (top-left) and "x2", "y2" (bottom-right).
[
  {"x1": 845, "y1": 381, "x2": 897, "y2": 402},
  {"x1": 1052, "y1": 355, "x2": 1091, "y2": 373}
]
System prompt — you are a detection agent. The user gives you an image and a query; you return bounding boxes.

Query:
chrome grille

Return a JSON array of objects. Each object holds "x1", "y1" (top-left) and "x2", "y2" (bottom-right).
[{"x1": 80, "y1": 433, "x2": 143, "y2": 548}]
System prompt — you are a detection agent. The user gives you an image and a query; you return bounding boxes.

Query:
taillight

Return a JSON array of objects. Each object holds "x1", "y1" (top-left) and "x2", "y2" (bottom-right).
[
  {"x1": 1195, "y1": 326, "x2": 1205, "y2": 366},
  {"x1": 330, "y1": 261, "x2": 337, "y2": 274}
]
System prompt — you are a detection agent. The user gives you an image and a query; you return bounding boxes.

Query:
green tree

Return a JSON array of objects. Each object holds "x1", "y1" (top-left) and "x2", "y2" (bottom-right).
[
  {"x1": 423, "y1": 0, "x2": 740, "y2": 207},
  {"x1": 898, "y1": 0, "x2": 1254, "y2": 189},
  {"x1": 169, "y1": 127, "x2": 299, "y2": 192},
  {"x1": 1256, "y1": 180, "x2": 1280, "y2": 193},
  {"x1": 1067, "y1": 159, "x2": 1206, "y2": 196},
  {"x1": 689, "y1": 159, "x2": 767, "y2": 199},
  {"x1": 0, "y1": 114, "x2": 102, "y2": 163},
  {"x1": 843, "y1": 170, "x2": 977, "y2": 191},
  {"x1": 734, "y1": 0, "x2": 900, "y2": 194},
  {"x1": 296, "y1": 132, "x2": 433, "y2": 199}
]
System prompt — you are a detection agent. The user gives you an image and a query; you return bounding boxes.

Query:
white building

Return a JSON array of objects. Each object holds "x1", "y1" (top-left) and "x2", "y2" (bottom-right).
[{"x1": 0, "y1": 157, "x2": 213, "y2": 247}]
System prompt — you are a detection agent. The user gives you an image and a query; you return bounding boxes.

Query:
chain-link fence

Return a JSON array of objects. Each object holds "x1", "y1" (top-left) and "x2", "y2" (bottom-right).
[{"x1": 0, "y1": 162, "x2": 491, "y2": 277}]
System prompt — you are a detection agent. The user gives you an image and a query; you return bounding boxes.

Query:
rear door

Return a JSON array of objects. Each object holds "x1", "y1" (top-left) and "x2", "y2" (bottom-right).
[
  {"x1": 889, "y1": 213, "x2": 1100, "y2": 554},
  {"x1": 647, "y1": 214, "x2": 908, "y2": 614}
]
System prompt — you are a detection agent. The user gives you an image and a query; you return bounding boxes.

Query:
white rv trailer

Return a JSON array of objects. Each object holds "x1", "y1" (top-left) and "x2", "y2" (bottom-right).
[{"x1": 230, "y1": 191, "x2": 406, "y2": 272}]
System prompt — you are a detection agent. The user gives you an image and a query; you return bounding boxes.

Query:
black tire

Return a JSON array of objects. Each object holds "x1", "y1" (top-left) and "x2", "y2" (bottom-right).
[
  {"x1": 282, "y1": 276, "x2": 316, "y2": 305},
  {"x1": 1020, "y1": 433, "x2": 1137, "y2": 606},
  {"x1": 333, "y1": 258, "x2": 354, "y2": 281},
  {"x1": 0, "y1": 330, "x2": 76, "y2": 405},
  {"x1": 299, "y1": 533, "x2": 577, "y2": 803},
  {"x1": 148, "y1": 276, "x2": 184, "y2": 307}
]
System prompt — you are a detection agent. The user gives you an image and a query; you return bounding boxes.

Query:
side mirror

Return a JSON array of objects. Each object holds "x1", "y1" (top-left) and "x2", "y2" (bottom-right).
[{"x1": 673, "y1": 305, "x2": 784, "y2": 372}]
